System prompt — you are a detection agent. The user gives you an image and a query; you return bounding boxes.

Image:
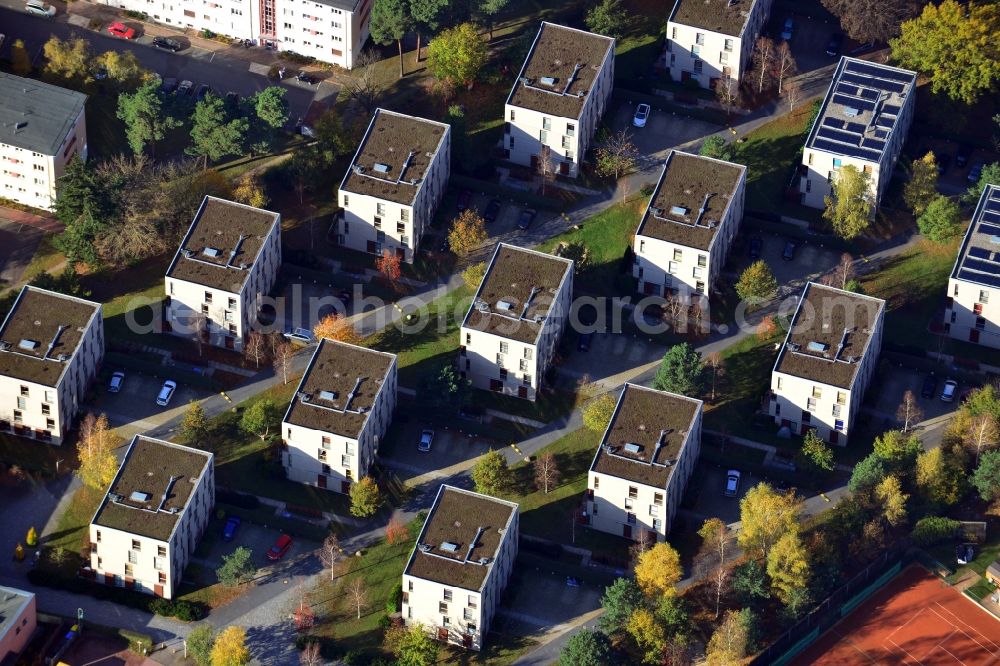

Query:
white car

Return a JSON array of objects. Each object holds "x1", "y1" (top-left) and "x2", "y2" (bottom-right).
[
  {"x1": 633, "y1": 103, "x2": 651, "y2": 128},
  {"x1": 725, "y1": 470, "x2": 741, "y2": 497},
  {"x1": 156, "y1": 380, "x2": 177, "y2": 407},
  {"x1": 418, "y1": 429, "x2": 435, "y2": 453},
  {"x1": 284, "y1": 327, "x2": 315, "y2": 344},
  {"x1": 108, "y1": 371, "x2": 125, "y2": 393},
  {"x1": 25, "y1": 0, "x2": 56, "y2": 16},
  {"x1": 940, "y1": 379, "x2": 958, "y2": 402}
]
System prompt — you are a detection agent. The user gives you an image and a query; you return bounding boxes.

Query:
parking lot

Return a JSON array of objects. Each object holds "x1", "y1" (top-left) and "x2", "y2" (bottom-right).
[
  {"x1": 495, "y1": 562, "x2": 605, "y2": 632},
  {"x1": 561, "y1": 330, "x2": 665, "y2": 386},
  {"x1": 870, "y1": 363, "x2": 967, "y2": 425},
  {"x1": 382, "y1": 419, "x2": 496, "y2": 481},
  {"x1": 687, "y1": 463, "x2": 751, "y2": 525},
  {"x1": 196, "y1": 514, "x2": 318, "y2": 576},
  {"x1": 86, "y1": 370, "x2": 211, "y2": 436},
  {"x1": 608, "y1": 100, "x2": 723, "y2": 165},
  {"x1": 727, "y1": 230, "x2": 843, "y2": 297}
]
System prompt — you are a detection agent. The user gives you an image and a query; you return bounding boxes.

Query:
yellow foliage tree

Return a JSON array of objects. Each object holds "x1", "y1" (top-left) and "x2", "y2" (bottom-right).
[
  {"x1": 634, "y1": 542, "x2": 682, "y2": 599},
  {"x1": 461, "y1": 262, "x2": 486, "y2": 290},
  {"x1": 210, "y1": 626, "x2": 250, "y2": 666},
  {"x1": 916, "y1": 447, "x2": 965, "y2": 506},
  {"x1": 312, "y1": 313, "x2": 363, "y2": 346},
  {"x1": 626, "y1": 608, "x2": 666, "y2": 664},
  {"x1": 11, "y1": 40, "x2": 33, "y2": 76},
  {"x1": 232, "y1": 173, "x2": 269, "y2": 209},
  {"x1": 76, "y1": 413, "x2": 122, "y2": 491},
  {"x1": 705, "y1": 609, "x2": 748, "y2": 665},
  {"x1": 43, "y1": 37, "x2": 92, "y2": 82},
  {"x1": 737, "y1": 482, "x2": 799, "y2": 559},
  {"x1": 26, "y1": 527, "x2": 38, "y2": 547},
  {"x1": 766, "y1": 531, "x2": 811, "y2": 606},
  {"x1": 95, "y1": 50, "x2": 152, "y2": 86},
  {"x1": 447, "y1": 209, "x2": 488, "y2": 256},
  {"x1": 582, "y1": 393, "x2": 616, "y2": 432},
  {"x1": 876, "y1": 475, "x2": 909, "y2": 526}
]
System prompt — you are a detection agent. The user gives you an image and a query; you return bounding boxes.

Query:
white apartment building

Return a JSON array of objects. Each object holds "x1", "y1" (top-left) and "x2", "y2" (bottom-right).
[
  {"x1": 587, "y1": 384, "x2": 703, "y2": 543},
  {"x1": 800, "y1": 57, "x2": 916, "y2": 210},
  {"x1": 0, "y1": 72, "x2": 87, "y2": 211},
  {"x1": 401, "y1": 485, "x2": 519, "y2": 651},
  {"x1": 281, "y1": 338, "x2": 397, "y2": 494},
  {"x1": 503, "y1": 22, "x2": 615, "y2": 179},
  {"x1": 165, "y1": 196, "x2": 281, "y2": 352},
  {"x1": 945, "y1": 184, "x2": 1000, "y2": 349},
  {"x1": 0, "y1": 587, "x2": 36, "y2": 664},
  {"x1": 336, "y1": 109, "x2": 451, "y2": 264},
  {"x1": 460, "y1": 244, "x2": 573, "y2": 401},
  {"x1": 633, "y1": 150, "x2": 746, "y2": 300},
  {"x1": 769, "y1": 282, "x2": 885, "y2": 446},
  {"x1": 0, "y1": 286, "x2": 103, "y2": 445},
  {"x1": 88, "y1": 436, "x2": 214, "y2": 599},
  {"x1": 665, "y1": 0, "x2": 774, "y2": 88},
  {"x1": 97, "y1": 0, "x2": 371, "y2": 69}
]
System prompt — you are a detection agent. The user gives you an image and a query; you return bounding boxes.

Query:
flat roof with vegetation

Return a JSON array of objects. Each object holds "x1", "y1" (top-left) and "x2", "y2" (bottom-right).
[
  {"x1": 669, "y1": 0, "x2": 758, "y2": 37},
  {"x1": 950, "y1": 184, "x2": 1000, "y2": 291},
  {"x1": 774, "y1": 282, "x2": 885, "y2": 389},
  {"x1": 463, "y1": 243, "x2": 573, "y2": 344},
  {"x1": 0, "y1": 286, "x2": 100, "y2": 387},
  {"x1": 405, "y1": 485, "x2": 518, "y2": 591},
  {"x1": 0, "y1": 72, "x2": 86, "y2": 155},
  {"x1": 92, "y1": 436, "x2": 212, "y2": 542},
  {"x1": 507, "y1": 22, "x2": 614, "y2": 119},
  {"x1": 635, "y1": 151, "x2": 745, "y2": 251},
  {"x1": 590, "y1": 383, "x2": 702, "y2": 488},
  {"x1": 283, "y1": 338, "x2": 396, "y2": 439},
  {"x1": 165, "y1": 196, "x2": 280, "y2": 293}
]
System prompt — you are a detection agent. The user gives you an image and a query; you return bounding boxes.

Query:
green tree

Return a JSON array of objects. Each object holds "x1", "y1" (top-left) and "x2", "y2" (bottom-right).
[
  {"x1": 585, "y1": 0, "x2": 629, "y2": 39},
  {"x1": 738, "y1": 483, "x2": 798, "y2": 559},
  {"x1": 471, "y1": 449, "x2": 513, "y2": 496},
  {"x1": 766, "y1": 531, "x2": 811, "y2": 606},
  {"x1": 349, "y1": 477, "x2": 382, "y2": 517},
  {"x1": 388, "y1": 624, "x2": 439, "y2": 666},
  {"x1": 559, "y1": 629, "x2": 612, "y2": 666},
  {"x1": 972, "y1": 450, "x2": 1000, "y2": 502},
  {"x1": 410, "y1": 0, "x2": 449, "y2": 59},
  {"x1": 916, "y1": 447, "x2": 966, "y2": 507},
  {"x1": 732, "y1": 560, "x2": 769, "y2": 605},
  {"x1": 872, "y1": 430, "x2": 922, "y2": 471},
  {"x1": 181, "y1": 401, "x2": 209, "y2": 442},
  {"x1": 54, "y1": 207, "x2": 106, "y2": 265},
  {"x1": 422, "y1": 364, "x2": 466, "y2": 407},
  {"x1": 890, "y1": 0, "x2": 1000, "y2": 104},
  {"x1": 427, "y1": 23, "x2": 488, "y2": 88},
  {"x1": 849, "y1": 453, "x2": 886, "y2": 493},
  {"x1": 188, "y1": 95, "x2": 249, "y2": 164},
  {"x1": 54, "y1": 155, "x2": 105, "y2": 227},
  {"x1": 799, "y1": 430, "x2": 834, "y2": 472},
  {"x1": 216, "y1": 546, "x2": 256, "y2": 587},
  {"x1": 479, "y1": 0, "x2": 509, "y2": 39},
  {"x1": 599, "y1": 577, "x2": 642, "y2": 634},
  {"x1": 903, "y1": 152, "x2": 939, "y2": 216},
  {"x1": 964, "y1": 162, "x2": 1000, "y2": 204},
  {"x1": 823, "y1": 165, "x2": 872, "y2": 240},
  {"x1": 187, "y1": 625, "x2": 215, "y2": 666},
  {"x1": 11, "y1": 39, "x2": 33, "y2": 76},
  {"x1": 634, "y1": 542, "x2": 682, "y2": 599},
  {"x1": 240, "y1": 399, "x2": 277, "y2": 442},
  {"x1": 912, "y1": 516, "x2": 961, "y2": 546},
  {"x1": 117, "y1": 80, "x2": 181, "y2": 155},
  {"x1": 583, "y1": 393, "x2": 616, "y2": 432},
  {"x1": 370, "y1": 0, "x2": 412, "y2": 79},
  {"x1": 249, "y1": 86, "x2": 289, "y2": 153},
  {"x1": 653, "y1": 343, "x2": 703, "y2": 397},
  {"x1": 918, "y1": 195, "x2": 962, "y2": 242},
  {"x1": 735, "y1": 260, "x2": 778, "y2": 304},
  {"x1": 699, "y1": 135, "x2": 733, "y2": 161},
  {"x1": 656, "y1": 594, "x2": 690, "y2": 635}
]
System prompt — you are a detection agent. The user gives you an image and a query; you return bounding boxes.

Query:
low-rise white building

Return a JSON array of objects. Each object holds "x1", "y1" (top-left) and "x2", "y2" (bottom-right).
[
  {"x1": 165, "y1": 196, "x2": 281, "y2": 352},
  {"x1": 99, "y1": 0, "x2": 371, "y2": 69},
  {"x1": 460, "y1": 244, "x2": 573, "y2": 401},
  {"x1": 0, "y1": 72, "x2": 87, "y2": 211},
  {"x1": 800, "y1": 57, "x2": 916, "y2": 210},
  {"x1": 665, "y1": 0, "x2": 775, "y2": 88},
  {"x1": 0, "y1": 286, "x2": 103, "y2": 445},
  {"x1": 633, "y1": 150, "x2": 746, "y2": 300},
  {"x1": 945, "y1": 184, "x2": 1000, "y2": 349},
  {"x1": 336, "y1": 109, "x2": 451, "y2": 263},
  {"x1": 89, "y1": 436, "x2": 214, "y2": 599},
  {"x1": 401, "y1": 485, "x2": 519, "y2": 651},
  {"x1": 503, "y1": 22, "x2": 615, "y2": 179},
  {"x1": 587, "y1": 383, "x2": 702, "y2": 544},
  {"x1": 769, "y1": 282, "x2": 885, "y2": 446},
  {"x1": 0, "y1": 587, "x2": 36, "y2": 664},
  {"x1": 281, "y1": 338, "x2": 397, "y2": 494}
]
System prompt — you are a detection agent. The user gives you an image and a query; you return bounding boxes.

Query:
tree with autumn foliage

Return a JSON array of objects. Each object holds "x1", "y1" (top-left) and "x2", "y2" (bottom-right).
[
  {"x1": 634, "y1": 542, "x2": 682, "y2": 599},
  {"x1": 210, "y1": 626, "x2": 250, "y2": 666},
  {"x1": 386, "y1": 514, "x2": 408, "y2": 544},
  {"x1": 312, "y1": 313, "x2": 363, "y2": 345},
  {"x1": 293, "y1": 596, "x2": 316, "y2": 631},
  {"x1": 377, "y1": 248, "x2": 402, "y2": 286},
  {"x1": 447, "y1": 209, "x2": 488, "y2": 256},
  {"x1": 77, "y1": 413, "x2": 122, "y2": 491}
]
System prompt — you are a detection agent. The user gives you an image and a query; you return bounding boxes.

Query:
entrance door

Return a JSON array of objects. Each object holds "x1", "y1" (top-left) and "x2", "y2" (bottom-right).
[
  {"x1": 225, "y1": 336, "x2": 235, "y2": 350},
  {"x1": 623, "y1": 525, "x2": 632, "y2": 539},
  {"x1": 463, "y1": 634, "x2": 473, "y2": 648},
  {"x1": 437, "y1": 627, "x2": 449, "y2": 641},
  {"x1": 970, "y1": 329, "x2": 980, "y2": 343},
  {"x1": 518, "y1": 386, "x2": 528, "y2": 399},
  {"x1": 829, "y1": 431, "x2": 839, "y2": 445},
  {"x1": 317, "y1": 474, "x2": 327, "y2": 489},
  {"x1": 559, "y1": 162, "x2": 569, "y2": 176},
  {"x1": 490, "y1": 379, "x2": 503, "y2": 392},
  {"x1": 367, "y1": 240, "x2": 378, "y2": 254},
  {"x1": 530, "y1": 155, "x2": 539, "y2": 169},
  {"x1": 341, "y1": 480, "x2": 351, "y2": 494},
  {"x1": 396, "y1": 248, "x2": 405, "y2": 260}
]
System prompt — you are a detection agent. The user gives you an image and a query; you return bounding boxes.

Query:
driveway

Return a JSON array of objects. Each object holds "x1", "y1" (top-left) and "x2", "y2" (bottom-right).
[
  {"x1": 496, "y1": 563, "x2": 604, "y2": 631},
  {"x1": 86, "y1": 371, "x2": 210, "y2": 438},
  {"x1": 560, "y1": 330, "x2": 665, "y2": 385},
  {"x1": 195, "y1": 515, "x2": 313, "y2": 575},
  {"x1": 608, "y1": 100, "x2": 722, "y2": 167},
  {"x1": 687, "y1": 463, "x2": 749, "y2": 526},
  {"x1": 868, "y1": 364, "x2": 963, "y2": 424},
  {"x1": 382, "y1": 421, "x2": 494, "y2": 482},
  {"x1": 0, "y1": 218, "x2": 43, "y2": 292},
  {"x1": 726, "y1": 229, "x2": 843, "y2": 297}
]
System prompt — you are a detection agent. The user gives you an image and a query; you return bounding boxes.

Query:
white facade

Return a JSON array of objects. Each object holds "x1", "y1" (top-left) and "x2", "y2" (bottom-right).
[
  {"x1": 401, "y1": 486, "x2": 519, "y2": 651},
  {"x1": 665, "y1": 0, "x2": 774, "y2": 88},
  {"x1": 0, "y1": 287, "x2": 103, "y2": 445},
  {"x1": 89, "y1": 437, "x2": 214, "y2": 600},
  {"x1": 945, "y1": 185, "x2": 1000, "y2": 349},
  {"x1": 337, "y1": 110, "x2": 451, "y2": 264},
  {"x1": 0, "y1": 587, "x2": 36, "y2": 664},
  {"x1": 97, "y1": 0, "x2": 371, "y2": 69},
  {"x1": 633, "y1": 151, "x2": 746, "y2": 299},
  {"x1": 281, "y1": 339, "x2": 397, "y2": 494},
  {"x1": 459, "y1": 244, "x2": 573, "y2": 401},
  {"x1": 799, "y1": 57, "x2": 916, "y2": 210},
  {"x1": 165, "y1": 197, "x2": 281, "y2": 352},
  {"x1": 504, "y1": 23, "x2": 615, "y2": 179},
  {"x1": 768, "y1": 283, "x2": 885, "y2": 446}
]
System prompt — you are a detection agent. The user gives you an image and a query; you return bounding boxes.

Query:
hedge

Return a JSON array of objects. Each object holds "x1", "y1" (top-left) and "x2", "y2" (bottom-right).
[
  {"x1": 26, "y1": 570, "x2": 206, "y2": 620},
  {"x1": 912, "y1": 516, "x2": 961, "y2": 546}
]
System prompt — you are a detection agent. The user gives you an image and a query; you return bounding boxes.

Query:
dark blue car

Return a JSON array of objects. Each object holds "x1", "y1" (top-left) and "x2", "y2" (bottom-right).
[{"x1": 222, "y1": 516, "x2": 241, "y2": 541}]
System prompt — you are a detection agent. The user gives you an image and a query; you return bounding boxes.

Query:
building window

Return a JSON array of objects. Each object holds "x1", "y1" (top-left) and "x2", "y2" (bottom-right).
[
  {"x1": 802, "y1": 411, "x2": 811, "y2": 423},
  {"x1": 627, "y1": 512, "x2": 636, "y2": 524},
  {"x1": 832, "y1": 158, "x2": 842, "y2": 169},
  {"x1": 321, "y1": 436, "x2": 331, "y2": 449},
  {"x1": 671, "y1": 27, "x2": 676, "y2": 39},
  {"x1": 376, "y1": 203, "x2": 386, "y2": 216},
  {"x1": 510, "y1": 110, "x2": 515, "y2": 121},
  {"x1": 520, "y1": 358, "x2": 529, "y2": 371},
  {"x1": 444, "y1": 588, "x2": 453, "y2": 601},
  {"x1": 204, "y1": 291, "x2": 212, "y2": 303},
  {"x1": 499, "y1": 341, "x2": 509, "y2": 354},
  {"x1": 96, "y1": 530, "x2": 102, "y2": 543},
  {"x1": 159, "y1": 571, "x2": 167, "y2": 584},
  {"x1": 694, "y1": 60, "x2": 703, "y2": 74},
  {"x1": 401, "y1": 209, "x2": 409, "y2": 222},
  {"x1": 125, "y1": 564, "x2": 134, "y2": 576},
  {"x1": 649, "y1": 504, "x2": 659, "y2": 516},
  {"x1": 668, "y1": 261, "x2": 678, "y2": 275},
  {"x1": 46, "y1": 418, "x2": 55, "y2": 430},
  {"x1": 654, "y1": 493, "x2": 663, "y2": 505},
  {"x1": 523, "y1": 348, "x2": 533, "y2": 360},
  {"x1": 695, "y1": 32, "x2": 705, "y2": 45},
  {"x1": 374, "y1": 217, "x2": 381, "y2": 229},
  {"x1": 539, "y1": 130, "x2": 548, "y2": 143},
  {"x1": 542, "y1": 117, "x2": 551, "y2": 131},
  {"x1": 341, "y1": 455, "x2": 351, "y2": 467},
  {"x1": 523, "y1": 374, "x2": 532, "y2": 385},
  {"x1": 832, "y1": 404, "x2": 842, "y2": 418},
  {"x1": 132, "y1": 540, "x2": 141, "y2": 551},
  {"x1": 835, "y1": 420, "x2": 845, "y2": 432},
  {"x1": 158, "y1": 545, "x2": 167, "y2": 557},
  {"x1": 593, "y1": 476, "x2": 599, "y2": 489},
  {"x1": 691, "y1": 45, "x2": 701, "y2": 58},
  {"x1": 318, "y1": 449, "x2": 327, "y2": 462},
  {"x1": 806, "y1": 398, "x2": 817, "y2": 411},
  {"x1": 976, "y1": 317, "x2": 986, "y2": 330},
  {"x1": 673, "y1": 249, "x2": 682, "y2": 261},
  {"x1": 628, "y1": 486, "x2": 638, "y2": 499},
  {"x1": 812, "y1": 387, "x2": 822, "y2": 399},
  {"x1": 468, "y1": 595, "x2": 477, "y2": 608},
  {"x1": 16, "y1": 397, "x2": 25, "y2": 410},
  {"x1": 836, "y1": 392, "x2": 846, "y2": 405},
  {"x1": 201, "y1": 304, "x2": 209, "y2": 315},
  {"x1": 344, "y1": 443, "x2": 354, "y2": 456},
  {"x1": 41, "y1": 403, "x2": 50, "y2": 415},
  {"x1": 697, "y1": 254, "x2": 707, "y2": 267},
  {"x1": 979, "y1": 290, "x2": 989, "y2": 304},
  {"x1": 464, "y1": 608, "x2": 474, "y2": 621},
  {"x1": 128, "y1": 550, "x2": 138, "y2": 564},
  {"x1": 566, "y1": 123, "x2": 575, "y2": 136},
  {"x1": 724, "y1": 38, "x2": 733, "y2": 51},
  {"x1": 624, "y1": 497, "x2": 634, "y2": 510},
  {"x1": 639, "y1": 240, "x2": 645, "y2": 254}
]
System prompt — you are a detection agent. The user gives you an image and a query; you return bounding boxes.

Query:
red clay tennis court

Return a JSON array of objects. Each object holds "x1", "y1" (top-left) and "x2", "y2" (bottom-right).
[{"x1": 794, "y1": 565, "x2": 1000, "y2": 665}]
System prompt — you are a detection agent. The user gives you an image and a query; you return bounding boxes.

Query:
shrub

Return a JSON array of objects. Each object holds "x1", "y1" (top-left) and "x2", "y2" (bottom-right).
[
  {"x1": 386, "y1": 581, "x2": 403, "y2": 613},
  {"x1": 377, "y1": 613, "x2": 392, "y2": 630},
  {"x1": 912, "y1": 516, "x2": 960, "y2": 546}
]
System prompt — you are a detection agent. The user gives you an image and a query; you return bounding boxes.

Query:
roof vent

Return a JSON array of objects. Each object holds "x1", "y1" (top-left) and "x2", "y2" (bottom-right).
[
  {"x1": 373, "y1": 163, "x2": 390, "y2": 174},
  {"x1": 56, "y1": 353, "x2": 70, "y2": 362},
  {"x1": 806, "y1": 341, "x2": 829, "y2": 353},
  {"x1": 441, "y1": 542, "x2": 459, "y2": 553},
  {"x1": 130, "y1": 491, "x2": 152, "y2": 502},
  {"x1": 478, "y1": 557, "x2": 490, "y2": 565},
  {"x1": 418, "y1": 544, "x2": 432, "y2": 553},
  {"x1": 669, "y1": 205, "x2": 688, "y2": 216},
  {"x1": 318, "y1": 390, "x2": 337, "y2": 401},
  {"x1": 17, "y1": 339, "x2": 38, "y2": 352},
  {"x1": 623, "y1": 443, "x2": 642, "y2": 455},
  {"x1": 497, "y1": 300, "x2": 514, "y2": 312},
  {"x1": 0, "y1": 342, "x2": 10, "y2": 351},
  {"x1": 843, "y1": 107, "x2": 861, "y2": 118},
  {"x1": 539, "y1": 76, "x2": 557, "y2": 86},
  {"x1": 475, "y1": 300, "x2": 489, "y2": 313},
  {"x1": 203, "y1": 247, "x2": 221, "y2": 258}
]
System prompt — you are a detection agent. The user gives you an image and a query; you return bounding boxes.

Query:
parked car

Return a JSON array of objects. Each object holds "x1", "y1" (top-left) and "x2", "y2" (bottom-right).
[
  {"x1": 781, "y1": 17, "x2": 794, "y2": 41},
  {"x1": 456, "y1": 190, "x2": 472, "y2": 212},
  {"x1": 177, "y1": 80, "x2": 194, "y2": 96},
  {"x1": 941, "y1": 379, "x2": 958, "y2": 402},
  {"x1": 222, "y1": 516, "x2": 241, "y2": 541},
  {"x1": 633, "y1": 103, "x2": 651, "y2": 128},
  {"x1": 196, "y1": 84, "x2": 212, "y2": 101},
  {"x1": 577, "y1": 332, "x2": 593, "y2": 352},
  {"x1": 782, "y1": 240, "x2": 797, "y2": 261},
  {"x1": 968, "y1": 162, "x2": 984, "y2": 184},
  {"x1": 156, "y1": 380, "x2": 177, "y2": 407},
  {"x1": 283, "y1": 327, "x2": 315, "y2": 345},
  {"x1": 266, "y1": 534, "x2": 293, "y2": 561},
  {"x1": 94, "y1": 67, "x2": 108, "y2": 81},
  {"x1": 955, "y1": 147, "x2": 969, "y2": 168},
  {"x1": 937, "y1": 153, "x2": 951, "y2": 175},
  {"x1": 920, "y1": 374, "x2": 938, "y2": 399},
  {"x1": 108, "y1": 371, "x2": 125, "y2": 393},
  {"x1": 160, "y1": 77, "x2": 179, "y2": 94},
  {"x1": 725, "y1": 470, "x2": 741, "y2": 497},
  {"x1": 417, "y1": 429, "x2": 435, "y2": 453},
  {"x1": 517, "y1": 208, "x2": 537, "y2": 230},
  {"x1": 295, "y1": 72, "x2": 318, "y2": 85},
  {"x1": 825, "y1": 32, "x2": 844, "y2": 57},
  {"x1": 152, "y1": 36, "x2": 182, "y2": 52},
  {"x1": 956, "y1": 544, "x2": 974, "y2": 565},
  {"x1": 748, "y1": 236, "x2": 762, "y2": 259},
  {"x1": 25, "y1": 0, "x2": 56, "y2": 17},
  {"x1": 484, "y1": 198, "x2": 502, "y2": 224},
  {"x1": 108, "y1": 22, "x2": 136, "y2": 39}
]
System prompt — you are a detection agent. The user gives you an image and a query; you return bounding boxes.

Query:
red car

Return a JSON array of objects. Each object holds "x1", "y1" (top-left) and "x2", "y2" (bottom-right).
[
  {"x1": 266, "y1": 534, "x2": 293, "y2": 561},
  {"x1": 108, "y1": 22, "x2": 136, "y2": 39}
]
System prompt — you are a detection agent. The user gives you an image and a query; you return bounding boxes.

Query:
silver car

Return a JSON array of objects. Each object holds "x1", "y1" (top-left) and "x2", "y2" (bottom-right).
[
  {"x1": 156, "y1": 380, "x2": 177, "y2": 407},
  {"x1": 417, "y1": 429, "x2": 435, "y2": 453},
  {"x1": 25, "y1": 0, "x2": 56, "y2": 17},
  {"x1": 108, "y1": 371, "x2": 125, "y2": 393}
]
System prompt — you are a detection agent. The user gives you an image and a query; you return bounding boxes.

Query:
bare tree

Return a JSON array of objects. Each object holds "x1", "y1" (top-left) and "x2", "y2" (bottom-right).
[
  {"x1": 715, "y1": 75, "x2": 742, "y2": 118},
  {"x1": 773, "y1": 41, "x2": 797, "y2": 94},
  {"x1": 662, "y1": 294, "x2": 685, "y2": 331},
  {"x1": 533, "y1": 452, "x2": 561, "y2": 494},
  {"x1": 821, "y1": 0, "x2": 917, "y2": 44},
  {"x1": 895, "y1": 390, "x2": 924, "y2": 433},
  {"x1": 594, "y1": 128, "x2": 639, "y2": 180},
  {"x1": 536, "y1": 146, "x2": 557, "y2": 196},
  {"x1": 244, "y1": 331, "x2": 267, "y2": 369},
  {"x1": 825, "y1": 252, "x2": 854, "y2": 289},
  {"x1": 706, "y1": 352, "x2": 723, "y2": 403},
  {"x1": 345, "y1": 49, "x2": 385, "y2": 113},
  {"x1": 190, "y1": 313, "x2": 208, "y2": 357},
  {"x1": 629, "y1": 531, "x2": 655, "y2": 566},
  {"x1": 785, "y1": 79, "x2": 804, "y2": 113},
  {"x1": 273, "y1": 341, "x2": 294, "y2": 385},
  {"x1": 318, "y1": 534, "x2": 342, "y2": 580},
  {"x1": 347, "y1": 577, "x2": 368, "y2": 620},
  {"x1": 751, "y1": 36, "x2": 775, "y2": 93},
  {"x1": 299, "y1": 640, "x2": 322, "y2": 666},
  {"x1": 697, "y1": 518, "x2": 733, "y2": 619},
  {"x1": 965, "y1": 413, "x2": 999, "y2": 466}
]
